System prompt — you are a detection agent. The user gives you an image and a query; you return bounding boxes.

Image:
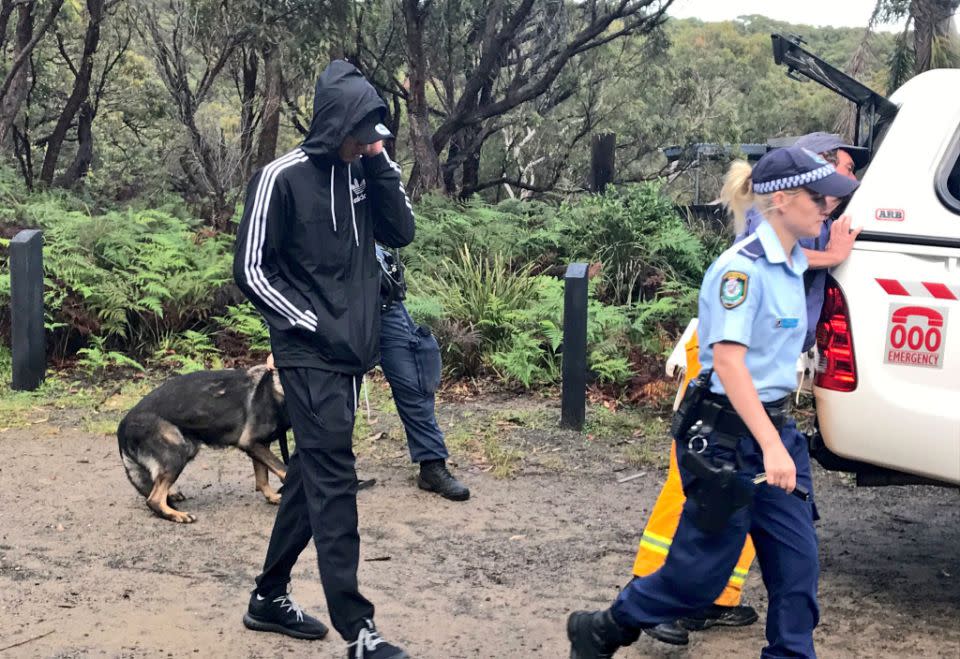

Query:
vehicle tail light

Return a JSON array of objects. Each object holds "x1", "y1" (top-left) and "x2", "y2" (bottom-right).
[{"x1": 815, "y1": 277, "x2": 858, "y2": 392}]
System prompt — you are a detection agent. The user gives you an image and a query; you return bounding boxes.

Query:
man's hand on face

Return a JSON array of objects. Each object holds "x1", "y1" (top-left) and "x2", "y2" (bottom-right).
[
  {"x1": 826, "y1": 215, "x2": 862, "y2": 263},
  {"x1": 362, "y1": 141, "x2": 384, "y2": 157},
  {"x1": 338, "y1": 137, "x2": 384, "y2": 162}
]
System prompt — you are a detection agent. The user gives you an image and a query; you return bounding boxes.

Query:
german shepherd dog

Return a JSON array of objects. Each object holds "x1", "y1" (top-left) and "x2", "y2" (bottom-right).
[{"x1": 117, "y1": 365, "x2": 289, "y2": 523}]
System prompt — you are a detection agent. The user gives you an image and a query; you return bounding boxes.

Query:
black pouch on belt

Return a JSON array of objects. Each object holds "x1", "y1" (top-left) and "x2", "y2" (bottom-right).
[
  {"x1": 669, "y1": 368, "x2": 714, "y2": 441},
  {"x1": 680, "y1": 449, "x2": 754, "y2": 534}
]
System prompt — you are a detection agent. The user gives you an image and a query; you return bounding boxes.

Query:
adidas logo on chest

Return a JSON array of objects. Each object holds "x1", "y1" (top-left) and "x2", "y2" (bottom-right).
[{"x1": 351, "y1": 177, "x2": 367, "y2": 203}]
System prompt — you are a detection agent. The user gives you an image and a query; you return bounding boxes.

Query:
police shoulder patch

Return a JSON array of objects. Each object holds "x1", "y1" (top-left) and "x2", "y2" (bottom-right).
[{"x1": 719, "y1": 271, "x2": 749, "y2": 309}]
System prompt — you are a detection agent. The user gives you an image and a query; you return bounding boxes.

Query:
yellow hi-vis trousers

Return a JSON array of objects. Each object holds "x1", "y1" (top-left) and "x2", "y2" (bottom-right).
[{"x1": 631, "y1": 327, "x2": 756, "y2": 607}]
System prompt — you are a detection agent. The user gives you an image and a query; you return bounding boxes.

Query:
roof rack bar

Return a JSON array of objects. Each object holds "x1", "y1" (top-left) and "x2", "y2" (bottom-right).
[{"x1": 771, "y1": 33, "x2": 898, "y2": 126}]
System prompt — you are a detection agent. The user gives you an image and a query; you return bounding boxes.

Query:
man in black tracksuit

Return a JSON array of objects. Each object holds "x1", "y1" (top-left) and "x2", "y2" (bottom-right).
[{"x1": 233, "y1": 61, "x2": 414, "y2": 659}]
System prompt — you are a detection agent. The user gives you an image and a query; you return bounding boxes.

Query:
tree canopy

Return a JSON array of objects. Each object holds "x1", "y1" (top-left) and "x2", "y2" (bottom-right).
[{"x1": 0, "y1": 1, "x2": 954, "y2": 222}]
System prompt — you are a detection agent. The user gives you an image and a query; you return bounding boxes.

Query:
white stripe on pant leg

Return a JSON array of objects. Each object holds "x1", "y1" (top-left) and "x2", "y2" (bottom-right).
[
  {"x1": 353, "y1": 375, "x2": 358, "y2": 413},
  {"x1": 363, "y1": 374, "x2": 371, "y2": 421}
]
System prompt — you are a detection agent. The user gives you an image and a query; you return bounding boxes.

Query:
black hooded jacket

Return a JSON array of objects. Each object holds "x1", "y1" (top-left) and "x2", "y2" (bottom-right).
[{"x1": 233, "y1": 61, "x2": 415, "y2": 374}]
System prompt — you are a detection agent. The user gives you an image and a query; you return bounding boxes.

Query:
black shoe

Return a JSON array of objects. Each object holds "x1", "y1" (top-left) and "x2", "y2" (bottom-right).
[
  {"x1": 679, "y1": 604, "x2": 759, "y2": 631},
  {"x1": 417, "y1": 460, "x2": 470, "y2": 501},
  {"x1": 642, "y1": 621, "x2": 689, "y2": 645},
  {"x1": 346, "y1": 619, "x2": 409, "y2": 658},
  {"x1": 242, "y1": 589, "x2": 328, "y2": 640},
  {"x1": 567, "y1": 609, "x2": 639, "y2": 659}
]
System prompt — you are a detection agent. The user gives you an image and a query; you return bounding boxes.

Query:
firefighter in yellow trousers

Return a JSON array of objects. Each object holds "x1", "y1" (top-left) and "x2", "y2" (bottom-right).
[{"x1": 631, "y1": 328, "x2": 759, "y2": 646}]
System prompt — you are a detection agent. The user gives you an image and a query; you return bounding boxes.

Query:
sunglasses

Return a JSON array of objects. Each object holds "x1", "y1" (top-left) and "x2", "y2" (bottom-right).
[{"x1": 803, "y1": 188, "x2": 829, "y2": 212}]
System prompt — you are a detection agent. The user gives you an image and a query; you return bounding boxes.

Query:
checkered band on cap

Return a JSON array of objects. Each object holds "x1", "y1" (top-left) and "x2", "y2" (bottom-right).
[{"x1": 752, "y1": 164, "x2": 835, "y2": 194}]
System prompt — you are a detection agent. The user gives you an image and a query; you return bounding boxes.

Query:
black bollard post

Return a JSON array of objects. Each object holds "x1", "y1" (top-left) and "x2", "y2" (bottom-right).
[
  {"x1": 561, "y1": 263, "x2": 588, "y2": 430},
  {"x1": 10, "y1": 230, "x2": 45, "y2": 391},
  {"x1": 590, "y1": 133, "x2": 616, "y2": 193}
]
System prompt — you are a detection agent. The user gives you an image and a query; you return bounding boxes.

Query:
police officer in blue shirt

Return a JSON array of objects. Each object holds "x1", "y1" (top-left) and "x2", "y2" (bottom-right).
[
  {"x1": 568, "y1": 146, "x2": 859, "y2": 659},
  {"x1": 739, "y1": 132, "x2": 866, "y2": 351}
]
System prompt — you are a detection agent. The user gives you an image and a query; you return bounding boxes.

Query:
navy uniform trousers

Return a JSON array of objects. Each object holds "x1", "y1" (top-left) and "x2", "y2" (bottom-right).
[
  {"x1": 378, "y1": 301, "x2": 447, "y2": 463},
  {"x1": 612, "y1": 419, "x2": 820, "y2": 659}
]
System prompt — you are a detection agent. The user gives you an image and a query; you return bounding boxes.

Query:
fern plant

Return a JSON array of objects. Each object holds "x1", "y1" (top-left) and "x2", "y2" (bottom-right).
[
  {"x1": 152, "y1": 330, "x2": 223, "y2": 373},
  {"x1": 7, "y1": 199, "x2": 233, "y2": 360},
  {"x1": 77, "y1": 336, "x2": 145, "y2": 375}
]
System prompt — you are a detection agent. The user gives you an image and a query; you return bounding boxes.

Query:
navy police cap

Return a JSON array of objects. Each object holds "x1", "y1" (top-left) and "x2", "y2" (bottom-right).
[
  {"x1": 794, "y1": 131, "x2": 869, "y2": 169},
  {"x1": 751, "y1": 145, "x2": 859, "y2": 198}
]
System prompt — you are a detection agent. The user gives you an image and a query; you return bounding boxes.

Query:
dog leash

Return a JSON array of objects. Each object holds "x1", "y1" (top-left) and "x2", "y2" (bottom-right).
[{"x1": 279, "y1": 429, "x2": 290, "y2": 465}]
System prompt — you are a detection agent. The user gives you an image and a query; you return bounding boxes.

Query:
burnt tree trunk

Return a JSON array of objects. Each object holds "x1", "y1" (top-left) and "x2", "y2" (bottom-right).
[
  {"x1": 238, "y1": 47, "x2": 258, "y2": 179},
  {"x1": 55, "y1": 101, "x2": 95, "y2": 187},
  {"x1": 911, "y1": 0, "x2": 960, "y2": 73},
  {"x1": 41, "y1": 0, "x2": 106, "y2": 186},
  {"x1": 403, "y1": 0, "x2": 443, "y2": 198},
  {"x1": 0, "y1": 3, "x2": 34, "y2": 148},
  {"x1": 0, "y1": 0, "x2": 65, "y2": 147},
  {"x1": 254, "y1": 44, "x2": 281, "y2": 170}
]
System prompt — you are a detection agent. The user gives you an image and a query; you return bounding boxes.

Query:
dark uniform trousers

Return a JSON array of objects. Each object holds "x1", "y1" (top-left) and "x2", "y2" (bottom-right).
[
  {"x1": 254, "y1": 367, "x2": 373, "y2": 641},
  {"x1": 612, "y1": 419, "x2": 820, "y2": 659},
  {"x1": 378, "y1": 302, "x2": 447, "y2": 463}
]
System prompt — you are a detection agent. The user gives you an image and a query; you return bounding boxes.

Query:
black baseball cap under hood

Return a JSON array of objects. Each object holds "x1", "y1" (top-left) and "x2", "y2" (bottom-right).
[{"x1": 300, "y1": 60, "x2": 388, "y2": 158}]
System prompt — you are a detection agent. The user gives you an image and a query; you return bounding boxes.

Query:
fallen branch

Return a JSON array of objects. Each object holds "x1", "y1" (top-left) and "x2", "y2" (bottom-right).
[{"x1": 0, "y1": 630, "x2": 54, "y2": 653}]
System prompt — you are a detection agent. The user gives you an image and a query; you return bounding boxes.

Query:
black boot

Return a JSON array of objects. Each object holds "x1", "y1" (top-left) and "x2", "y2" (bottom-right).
[
  {"x1": 417, "y1": 459, "x2": 470, "y2": 501},
  {"x1": 679, "y1": 604, "x2": 759, "y2": 631},
  {"x1": 642, "y1": 621, "x2": 689, "y2": 645},
  {"x1": 567, "y1": 609, "x2": 639, "y2": 659}
]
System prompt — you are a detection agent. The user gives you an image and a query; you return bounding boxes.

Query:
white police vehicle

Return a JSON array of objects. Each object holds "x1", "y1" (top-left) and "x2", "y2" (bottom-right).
[
  {"x1": 775, "y1": 35, "x2": 960, "y2": 488},
  {"x1": 670, "y1": 36, "x2": 960, "y2": 488}
]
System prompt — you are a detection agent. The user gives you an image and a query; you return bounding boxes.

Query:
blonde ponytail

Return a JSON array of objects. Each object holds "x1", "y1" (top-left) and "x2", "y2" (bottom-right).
[{"x1": 719, "y1": 160, "x2": 755, "y2": 235}]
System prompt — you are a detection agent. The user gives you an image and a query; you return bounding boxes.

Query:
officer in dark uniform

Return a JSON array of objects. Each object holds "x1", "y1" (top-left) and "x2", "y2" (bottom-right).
[
  {"x1": 567, "y1": 146, "x2": 859, "y2": 659},
  {"x1": 375, "y1": 245, "x2": 469, "y2": 500}
]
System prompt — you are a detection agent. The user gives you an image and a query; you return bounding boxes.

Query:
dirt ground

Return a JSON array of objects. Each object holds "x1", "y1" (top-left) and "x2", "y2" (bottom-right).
[{"x1": 0, "y1": 388, "x2": 958, "y2": 659}]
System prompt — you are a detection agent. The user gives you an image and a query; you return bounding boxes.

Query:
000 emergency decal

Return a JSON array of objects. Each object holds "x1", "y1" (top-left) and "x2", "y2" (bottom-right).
[
  {"x1": 719, "y1": 271, "x2": 749, "y2": 309},
  {"x1": 883, "y1": 303, "x2": 949, "y2": 369}
]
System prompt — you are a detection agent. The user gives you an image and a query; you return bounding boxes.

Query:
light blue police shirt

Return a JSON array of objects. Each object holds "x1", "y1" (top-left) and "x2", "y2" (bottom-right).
[
  {"x1": 698, "y1": 219, "x2": 808, "y2": 402},
  {"x1": 739, "y1": 206, "x2": 829, "y2": 351}
]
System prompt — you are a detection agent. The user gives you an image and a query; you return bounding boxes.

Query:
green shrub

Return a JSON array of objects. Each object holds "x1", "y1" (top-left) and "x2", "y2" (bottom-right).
[
  {"x1": 0, "y1": 191, "x2": 234, "y2": 360},
  {"x1": 409, "y1": 194, "x2": 563, "y2": 274},
  {"x1": 0, "y1": 167, "x2": 725, "y2": 392},
  {"x1": 409, "y1": 260, "x2": 637, "y2": 388},
  {"x1": 554, "y1": 183, "x2": 707, "y2": 305},
  {"x1": 214, "y1": 302, "x2": 272, "y2": 354},
  {"x1": 151, "y1": 329, "x2": 223, "y2": 373},
  {"x1": 409, "y1": 245, "x2": 540, "y2": 377},
  {"x1": 77, "y1": 336, "x2": 145, "y2": 375}
]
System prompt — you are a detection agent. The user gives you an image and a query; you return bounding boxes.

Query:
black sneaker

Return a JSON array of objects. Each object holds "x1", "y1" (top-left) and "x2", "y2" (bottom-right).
[
  {"x1": 242, "y1": 589, "x2": 328, "y2": 640},
  {"x1": 679, "y1": 604, "x2": 759, "y2": 631},
  {"x1": 346, "y1": 619, "x2": 409, "y2": 658},
  {"x1": 417, "y1": 460, "x2": 470, "y2": 501},
  {"x1": 642, "y1": 621, "x2": 689, "y2": 645}
]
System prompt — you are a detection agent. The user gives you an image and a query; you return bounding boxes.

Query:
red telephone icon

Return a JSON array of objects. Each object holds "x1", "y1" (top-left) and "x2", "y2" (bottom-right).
[{"x1": 891, "y1": 306, "x2": 944, "y2": 327}]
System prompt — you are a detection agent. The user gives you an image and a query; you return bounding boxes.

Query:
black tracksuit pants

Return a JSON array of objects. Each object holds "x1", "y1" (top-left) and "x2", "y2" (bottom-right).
[{"x1": 254, "y1": 367, "x2": 373, "y2": 640}]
